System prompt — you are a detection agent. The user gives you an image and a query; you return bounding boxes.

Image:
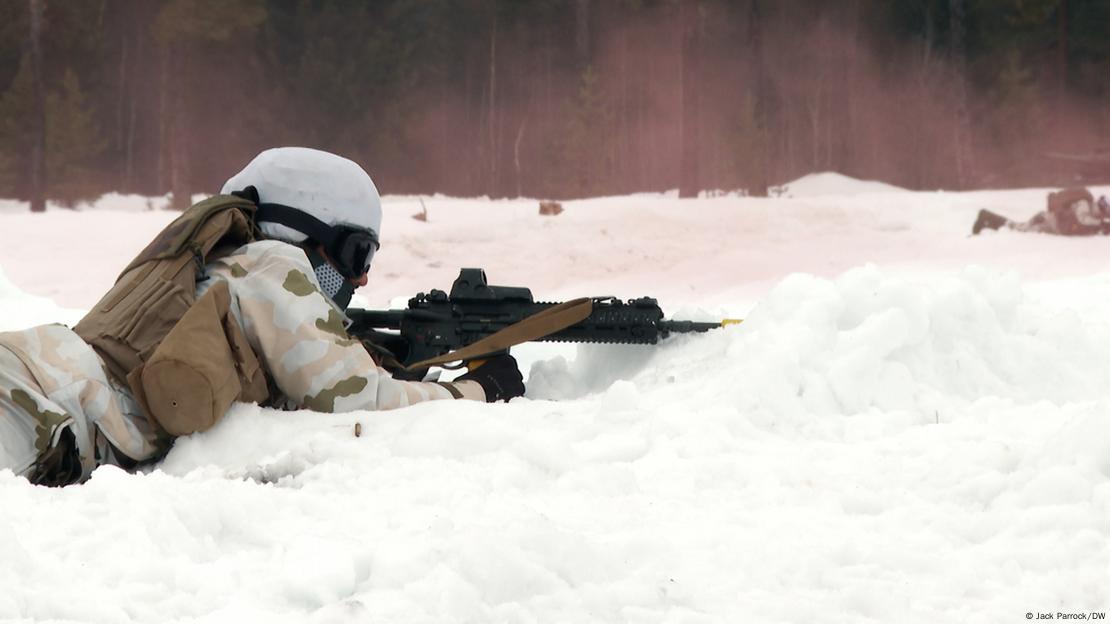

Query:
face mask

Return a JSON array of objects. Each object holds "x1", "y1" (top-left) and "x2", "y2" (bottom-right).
[{"x1": 306, "y1": 249, "x2": 355, "y2": 310}]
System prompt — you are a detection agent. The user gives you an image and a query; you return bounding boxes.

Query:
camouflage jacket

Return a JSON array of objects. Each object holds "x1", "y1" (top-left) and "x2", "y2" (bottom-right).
[
  {"x1": 1, "y1": 240, "x2": 482, "y2": 481},
  {"x1": 196, "y1": 240, "x2": 482, "y2": 411}
]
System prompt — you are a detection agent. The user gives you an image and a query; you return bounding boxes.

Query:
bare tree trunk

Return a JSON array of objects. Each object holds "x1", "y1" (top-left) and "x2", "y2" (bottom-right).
[
  {"x1": 574, "y1": 0, "x2": 590, "y2": 68},
  {"x1": 679, "y1": 0, "x2": 700, "y2": 198},
  {"x1": 636, "y1": 61, "x2": 648, "y2": 190},
  {"x1": 748, "y1": 0, "x2": 769, "y2": 196},
  {"x1": 619, "y1": 22, "x2": 629, "y2": 192},
  {"x1": 645, "y1": 30, "x2": 660, "y2": 191},
  {"x1": 28, "y1": 0, "x2": 47, "y2": 213},
  {"x1": 910, "y1": 4, "x2": 935, "y2": 188},
  {"x1": 825, "y1": 108, "x2": 833, "y2": 169},
  {"x1": 1054, "y1": 0, "x2": 1069, "y2": 181},
  {"x1": 1057, "y1": 0, "x2": 1068, "y2": 94},
  {"x1": 783, "y1": 107, "x2": 794, "y2": 182},
  {"x1": 439, "y1": 83, "x2": 450, "y2": 192},
  {"x1": 543, "y1": 20, "x2": 552, "y2": 132},
  {"x1": 949, "y1": 0, "x2": 973, "y2": 188},
  {"x1": 116, "y1": 18, "x2": 127, "y2": 153},
  {"x1": 125, "y1": 27, "x2": 141, "y2": 192},
  {"x1": 168, "y1": 41, "x2": 191, "y2": 211},
  {"x1": 807, "y1": 84, "x2": 822, "y2": 171},
  {"x1": 807, "y1": 19, "x2": 825, "y2": 171},
  {"x1": 116, "y1": 0, "x2": 132, "y2": 191},
  {"x1": 156, "y1": 42, "x2": 168, "y2": 193},
  {"x1": 464, "y1": 45, "x2": 477, "y2": 193},
  {"x1": 514, "y1": 117, "x2": 527, "y2": 198},
  {"x1": 487, "y1": 4, "x2": 497, "y2": 196},
  {"x1": 845, "y1": 0, "x2": 861, "y2": 174}
]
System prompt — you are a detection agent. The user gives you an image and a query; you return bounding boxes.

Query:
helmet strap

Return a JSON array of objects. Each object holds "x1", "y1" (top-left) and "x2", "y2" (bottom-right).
[{"x1": 254, "y1": 201, "x2": 339, "y2": 246}]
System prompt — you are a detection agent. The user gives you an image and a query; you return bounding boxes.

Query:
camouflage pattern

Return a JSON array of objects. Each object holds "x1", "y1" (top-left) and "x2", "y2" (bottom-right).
[
  {"x1": 198, "y1": 240, "x2": 483, "y2": 410},
  {"x1": 0, "y1": 324, "x2": 156, "y2": 481},
  {"x1": 1, "y1": 239, "x2": 482, "y2": 481}
]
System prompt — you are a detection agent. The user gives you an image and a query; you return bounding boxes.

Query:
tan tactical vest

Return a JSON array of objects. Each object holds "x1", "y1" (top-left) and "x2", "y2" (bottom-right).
[{"x1": 74, "y1": 195, "x2": 270, "y2": 438}]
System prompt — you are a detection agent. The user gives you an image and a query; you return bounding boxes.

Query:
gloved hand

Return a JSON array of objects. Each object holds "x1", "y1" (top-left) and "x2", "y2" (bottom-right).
[{"x1": 456, "y1": 354, "x2": 525, "y2": 403}]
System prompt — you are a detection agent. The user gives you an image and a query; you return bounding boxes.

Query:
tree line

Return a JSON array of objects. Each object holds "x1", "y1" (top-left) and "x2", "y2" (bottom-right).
[{"x1": 1, "y1": 0, "x2": 1108, "y2": 211}]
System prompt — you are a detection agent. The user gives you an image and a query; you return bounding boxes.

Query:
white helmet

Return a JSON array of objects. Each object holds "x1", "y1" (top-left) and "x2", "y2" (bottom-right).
[{"x1": 221, "y1": 147, "x2": 382, "y2": 244}]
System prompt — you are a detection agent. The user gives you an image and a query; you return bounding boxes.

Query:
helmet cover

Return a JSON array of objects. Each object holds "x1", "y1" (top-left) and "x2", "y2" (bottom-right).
[{"x1": 221, "y1": 147, "x2": 382, "y2": 243}]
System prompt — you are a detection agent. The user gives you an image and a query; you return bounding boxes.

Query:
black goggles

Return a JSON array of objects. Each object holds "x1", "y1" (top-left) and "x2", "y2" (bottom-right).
[
  {"x1": 331, "y1": 226, "x2": 379, "y2": 278},
  {"x1": 254, "y1": 202, "x2": 380, "y2": 279}
]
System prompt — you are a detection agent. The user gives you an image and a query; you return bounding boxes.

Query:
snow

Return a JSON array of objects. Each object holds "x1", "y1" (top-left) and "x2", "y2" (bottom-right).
[
  {"x1": 0, "y1": 192, "x2": 208, "y2": 214},
  {"x1": 777, "y1": 171, "x2": 908, "y2": 196},
  {"x1": 2, "y1": 179, "x2": 1110, "y2": 623}
]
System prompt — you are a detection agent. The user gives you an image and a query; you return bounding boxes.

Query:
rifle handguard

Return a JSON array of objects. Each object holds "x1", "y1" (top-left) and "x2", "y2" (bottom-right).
[{"x1": 403, "y1": 298, "x2": 594, "y2": 371}]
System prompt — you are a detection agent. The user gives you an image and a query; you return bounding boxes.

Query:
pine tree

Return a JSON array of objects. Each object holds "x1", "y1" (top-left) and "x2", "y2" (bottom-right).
[
  {"x1": 27, "y1": 0, "x2": 46, "y2": 211},
  {"x1": 153, "y1": 0, "x2": 266, "y2": 209},
  {"x1": 729, "y1": 91, "x2": 767, "y2": 195},
  {"x1": 46, "y1": 69, "x2": 107, "y2": 204},
  {"x1": 561, "y1": 65, "x2": 611, "y2": 197},
  {"x1": 0, "y1": 60, "x2": 107, "y2": 204},
  {"x1": 1, "y1": 1, "x2": 1108, "y2": 197},
  {"x1": 0, "y1": 56, "x2": 32, "y2": 196}
]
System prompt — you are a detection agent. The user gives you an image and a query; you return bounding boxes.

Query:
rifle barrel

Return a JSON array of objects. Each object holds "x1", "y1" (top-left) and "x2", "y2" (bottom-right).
[{"x1": 657, "y1": 319, "x2": 723, "y2": 335}]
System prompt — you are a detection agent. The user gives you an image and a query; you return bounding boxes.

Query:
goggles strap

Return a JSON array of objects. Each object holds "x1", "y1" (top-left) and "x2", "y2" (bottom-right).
[
  {"x1": 254, "y1": 201, "x2": 378, "y2": 278},
  {"x1": 255, "y1": 202, "x2": 339, "y2": 247}
]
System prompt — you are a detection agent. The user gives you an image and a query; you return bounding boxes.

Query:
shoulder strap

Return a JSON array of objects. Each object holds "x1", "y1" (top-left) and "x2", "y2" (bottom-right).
[{"x1": 122, "y1": 195, "x2": 259, "y2": 277}]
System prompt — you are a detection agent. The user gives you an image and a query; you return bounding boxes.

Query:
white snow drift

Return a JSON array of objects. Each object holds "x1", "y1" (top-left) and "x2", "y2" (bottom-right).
[{"x1": 1, "y1": 176, "x2": 1109, "y2": 623}]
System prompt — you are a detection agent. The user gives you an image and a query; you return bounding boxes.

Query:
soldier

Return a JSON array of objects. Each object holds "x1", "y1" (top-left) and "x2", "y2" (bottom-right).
[
  {"x1": 972, "y1": 187, "x2": 1110, "y2": 236},
  {"x1": 0, "y1": 147, "x2": 525, "y2": 486}
]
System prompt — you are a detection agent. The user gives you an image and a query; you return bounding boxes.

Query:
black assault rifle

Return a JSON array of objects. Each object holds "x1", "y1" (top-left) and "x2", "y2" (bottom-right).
[{"x1": 347, "y1": 268, "x2": 737, "y2": 380}]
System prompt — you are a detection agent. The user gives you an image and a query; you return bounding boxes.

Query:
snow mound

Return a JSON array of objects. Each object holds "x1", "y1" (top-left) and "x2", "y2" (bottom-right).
[
  {"x1": 3, "y1": 188, "x2": 1110, "y2": 622},
  {"x1": 2, "y1": 267, "x2": 1110, "y2": 622},
  {"x1": 532, "y1": 265, "x2": 1110, "y2": 420},
  {"x1": 0, "y1": 265, "x2": 82, "y2": 330},
  {"x1": 780, "y1": 172, "x2": 907, "y2": 197}
]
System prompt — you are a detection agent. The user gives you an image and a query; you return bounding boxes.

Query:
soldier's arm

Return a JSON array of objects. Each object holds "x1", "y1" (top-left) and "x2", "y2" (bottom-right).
[{"x1": 216, "y1": 243, "x2": 483, "y2": 411}]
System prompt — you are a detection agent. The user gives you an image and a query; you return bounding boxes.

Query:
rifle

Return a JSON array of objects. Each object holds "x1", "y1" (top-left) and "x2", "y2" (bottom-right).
[{"x1": 347, "y1": 268, "x2": 738, "y2": 380}]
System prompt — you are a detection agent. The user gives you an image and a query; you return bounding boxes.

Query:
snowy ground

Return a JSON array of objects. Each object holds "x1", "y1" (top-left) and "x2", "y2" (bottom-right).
[{"x1": 2, "y1": 173, "x2": 1110, "y2": 623}]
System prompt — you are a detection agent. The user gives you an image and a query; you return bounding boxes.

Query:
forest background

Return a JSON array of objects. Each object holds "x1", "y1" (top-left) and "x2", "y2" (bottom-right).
[{"x1": 1, "y1": 0, "x2": 1108, "y2": 211}]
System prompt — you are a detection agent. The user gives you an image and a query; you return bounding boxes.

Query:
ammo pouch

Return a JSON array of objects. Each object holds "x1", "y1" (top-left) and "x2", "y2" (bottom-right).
[
  {"x1": 127, "y1": 280, "x2": 267, "y2": 436},
  {"x1": 75, "y1": 195, "x2": 269, "y2": 439}
]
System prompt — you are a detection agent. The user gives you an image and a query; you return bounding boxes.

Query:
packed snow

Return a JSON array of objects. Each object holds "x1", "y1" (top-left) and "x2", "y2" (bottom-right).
[
  {"x1": 775, "y1": 171, "x2": 908, "y2": 197},
  {"x1": 2, "y1": 176, "x2": 1110, "y2": 623}
]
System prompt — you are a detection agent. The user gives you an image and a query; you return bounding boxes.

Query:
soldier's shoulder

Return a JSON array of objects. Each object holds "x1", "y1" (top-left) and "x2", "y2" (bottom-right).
[{"x1": 223, "y1": 240, "x2": 313, "y2": 274}]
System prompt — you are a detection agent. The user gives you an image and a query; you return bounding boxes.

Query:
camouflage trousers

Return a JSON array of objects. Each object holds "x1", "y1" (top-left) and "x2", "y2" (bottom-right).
[{"x1": 0, "y1": 325, "x2": 163, "y2": 485}]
